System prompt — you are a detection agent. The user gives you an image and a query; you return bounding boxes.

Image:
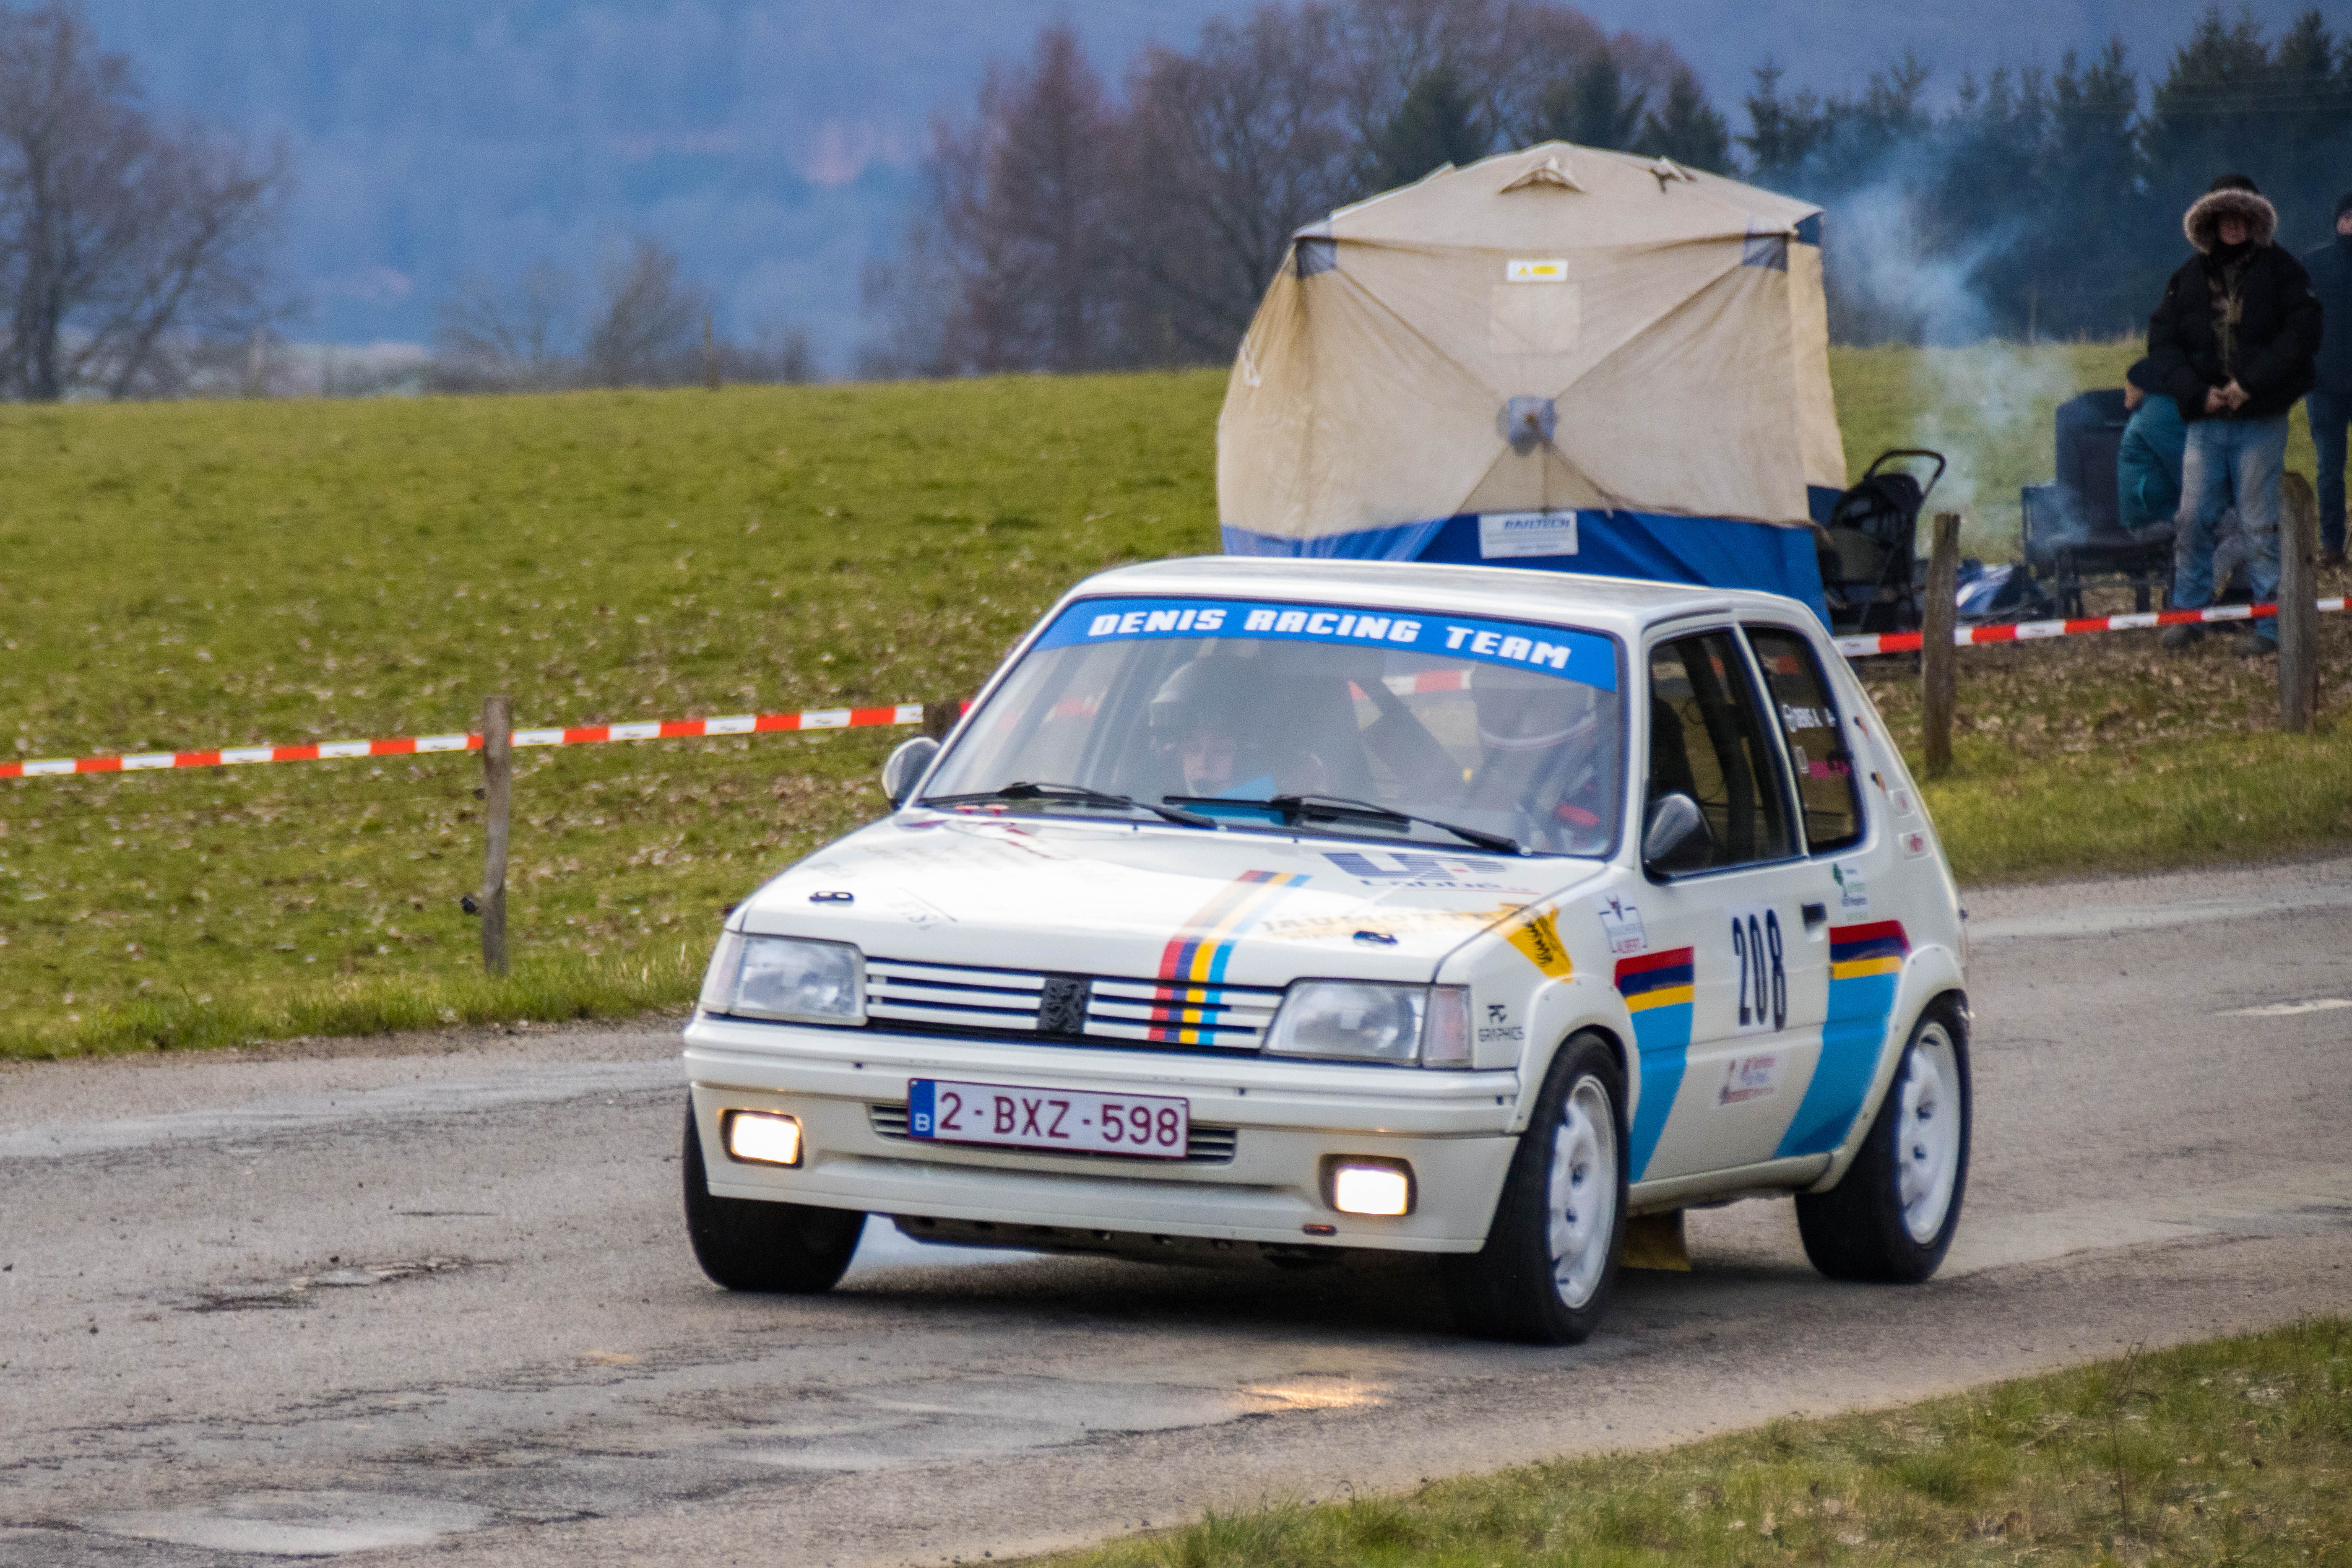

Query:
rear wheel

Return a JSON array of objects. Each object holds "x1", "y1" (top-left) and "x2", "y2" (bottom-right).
[
  {"x1": 681, "y1": 1105, "x2": 864, "y2": 1292},
  {"x1": 1442, "y1": 1033, "x2": 1627, "y2": 1344},
  {"x1": 1795, "y1": 1001, "x2": 1970, "y2": 1282}
]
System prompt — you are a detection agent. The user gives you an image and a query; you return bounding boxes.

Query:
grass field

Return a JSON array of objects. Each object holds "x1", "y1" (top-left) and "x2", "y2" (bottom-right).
[
  {"x1": 1034, "y1": 1318, "x2": 2352, "y2": 1568},
  {"x1": 0, "y1": 352, "x2": 2342, "y2": 1056}
]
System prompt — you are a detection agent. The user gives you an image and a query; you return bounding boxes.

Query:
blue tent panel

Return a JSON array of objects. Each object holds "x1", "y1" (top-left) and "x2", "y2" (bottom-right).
[
  {"x1": 1220, "y1": 516, "x2": 1450, "y2": 562},
  {"x1": 1223, "y1": 510, "x2": 1830, "y2": 626}
]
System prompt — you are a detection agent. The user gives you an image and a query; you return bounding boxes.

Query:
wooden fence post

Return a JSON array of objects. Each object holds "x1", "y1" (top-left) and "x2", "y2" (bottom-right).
[
  {"x1": 2279, "y1": 472, "x2": 2319, "y2": 733},
  {"x1": 921, "y1": 700, "x2": 959, "y2": 743},
  {"x1": 479, "y1": 694, "x2": 513, "y2": 977},
  {"x1": 1921, "y1": 512, "x2": 1962, "y2": 777}
]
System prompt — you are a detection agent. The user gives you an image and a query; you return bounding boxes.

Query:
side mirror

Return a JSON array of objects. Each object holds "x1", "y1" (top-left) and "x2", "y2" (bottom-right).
[
  {"x1": 1642, "y1": 792, "x2": 1712, "y2": 874},
  {"x1": 881, "y1": 736, "x2": 940, "y2": 809}
]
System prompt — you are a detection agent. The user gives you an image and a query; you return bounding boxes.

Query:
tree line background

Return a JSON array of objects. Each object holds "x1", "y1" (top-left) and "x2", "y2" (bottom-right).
[
  {"x1": 0, "y1": 0, "x2": 2346, "y2": 398},
  {"x1": 0, "y1": 0, "x2": 818, "y2": 400},
  {"x1": 867, "y1": 1, "x2": 2352, "y2": 375}
]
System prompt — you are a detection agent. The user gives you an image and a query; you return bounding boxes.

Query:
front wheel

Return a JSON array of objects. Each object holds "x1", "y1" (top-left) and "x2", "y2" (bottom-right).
[
  {"x1": 1442, "y1": 1033, "x2": 1627, "y2": 1344},
  {"x1": 681, "y1": 1105, "x2": 864, "y2": 1292},
  {"x1": 1795, "y1": 1001, "x2": 1970, "y2": 1282}
]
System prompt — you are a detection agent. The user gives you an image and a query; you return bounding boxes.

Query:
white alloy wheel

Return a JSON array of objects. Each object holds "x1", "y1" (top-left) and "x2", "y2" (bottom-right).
[
  {"x1": 1547, "y1": 1076, "x2": 1618, "y2": 1308},
  {"x1": 1894, "y1": 1023, "x2": 1962, "y2": 1244}
]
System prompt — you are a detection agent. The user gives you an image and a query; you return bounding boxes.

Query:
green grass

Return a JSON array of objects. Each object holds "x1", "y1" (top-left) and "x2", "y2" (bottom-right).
[
  {"x1": 1855, "y1": 603, "x2": 2352, "y2": 883},
  {"x1": 1033, "y1": 1317, "x2": 2352, "y2": 1568},
  {"x1": 0, "y1": 353, "x2": 2344, "y2": 1056}
]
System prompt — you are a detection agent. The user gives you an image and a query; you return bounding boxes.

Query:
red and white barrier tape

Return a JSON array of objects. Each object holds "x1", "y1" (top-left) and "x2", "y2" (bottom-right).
[
  {"x1": 1834, "y1": 597, "x2": 2350, "y2": 658},
  {"x1": 9, "y1": 598, "x2": 2343, "y2": 780},
  {"x1": 0, "y1": 703, "x2": 930, "y2": 783}
]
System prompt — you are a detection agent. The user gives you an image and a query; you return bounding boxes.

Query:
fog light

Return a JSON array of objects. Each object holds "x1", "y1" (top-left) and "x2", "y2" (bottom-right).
[
  {"x1": 1327, "y1": 1158, "x2": 1413, "y2": 1216},
  {"x1": 724, "y1": 1110, "x2": 802, "y2": 1167}
]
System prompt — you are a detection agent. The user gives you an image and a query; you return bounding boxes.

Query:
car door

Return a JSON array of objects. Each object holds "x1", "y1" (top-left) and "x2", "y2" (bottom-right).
[
  {"x1": 1741, "y1": 619, "x2": 1898, "y2": 1163},
  {"x1": 1618, "y1": 626, "x2": 1829, "y2": 1185}
]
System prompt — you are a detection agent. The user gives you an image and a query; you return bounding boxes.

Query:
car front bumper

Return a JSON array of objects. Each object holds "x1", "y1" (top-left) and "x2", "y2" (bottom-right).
[{"x1": 682, "y1": 1014, "x2": 1525, "y2": 1253}]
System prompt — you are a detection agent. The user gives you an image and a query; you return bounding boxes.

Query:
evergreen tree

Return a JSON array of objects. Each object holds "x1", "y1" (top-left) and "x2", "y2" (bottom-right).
[
  {"x1": 2144, "y1": 8, "x2": 2352, "y2": 253},
  {"x1": 1638, "y1": 68, "x2": 1731, "y2": 172},
  {"x1": 1371, "y1": 64, "x2": 1489, "y2": 192},
  {"x1": 2036, "y1": 43, "x2": 2149, "y2": 334},
  {"x1": 1739, "y1": 62, "x2": 1828, "y2": 186},
  {"x1": 1540, "y1": 49, "x2": 1644, "y2": 151}
]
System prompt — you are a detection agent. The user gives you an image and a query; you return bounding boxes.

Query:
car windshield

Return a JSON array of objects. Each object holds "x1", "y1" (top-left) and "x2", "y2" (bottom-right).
[{"x1": 918, "y1": 594, "x2": 1624, "y2": 857}]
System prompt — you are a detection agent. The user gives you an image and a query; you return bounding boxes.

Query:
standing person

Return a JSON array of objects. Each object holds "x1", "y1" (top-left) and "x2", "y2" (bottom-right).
[
  {"x1": 2147, "y1": 176, "x2": 2323, "y2": 655},
  {"x1": 2305, "y1": 191, "x2": 2352, "y2": 568}
]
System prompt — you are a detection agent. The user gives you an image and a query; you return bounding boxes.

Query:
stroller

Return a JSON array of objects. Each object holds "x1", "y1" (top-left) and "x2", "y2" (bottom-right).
[{"x1": 1817, "y1": 450, "x2": 1945, "y2": 636}]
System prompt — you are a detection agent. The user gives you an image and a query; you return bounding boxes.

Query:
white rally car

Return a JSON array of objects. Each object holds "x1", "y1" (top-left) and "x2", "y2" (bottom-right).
[{"x1": 680, "y1": 557, "x2": 1968, "y2": 1342}]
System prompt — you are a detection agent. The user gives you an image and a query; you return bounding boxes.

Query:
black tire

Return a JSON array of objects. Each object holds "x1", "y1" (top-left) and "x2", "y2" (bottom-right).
[
  {"x1": 1442, "y1": 1032, "x2": 1628, "y2": 1344},
  {"x1": 681, "y1": 1105, "x2": 864, "y2": 1293},
  {"x1": 1796, "y1": 999, "x2": 1970, "y2": 1283}
]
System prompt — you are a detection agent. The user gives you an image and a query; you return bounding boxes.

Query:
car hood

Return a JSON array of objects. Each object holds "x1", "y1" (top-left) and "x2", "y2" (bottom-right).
[{"x1": 734, "y1": 811, "x2": 1604, "y2": 985}]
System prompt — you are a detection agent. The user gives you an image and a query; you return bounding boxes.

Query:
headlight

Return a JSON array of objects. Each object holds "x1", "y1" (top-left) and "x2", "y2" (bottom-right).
[
  {"x1": 1265, "y1": 981, "x2": 1471, "y2": 1066},
  {"x1": 699, "y1": 933, "x2": 865, "y2": 1024}
]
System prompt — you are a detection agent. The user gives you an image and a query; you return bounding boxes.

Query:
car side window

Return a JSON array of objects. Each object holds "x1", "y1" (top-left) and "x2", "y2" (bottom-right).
[
  {"x1": 1647, "y1": 631, "x2": 1794, "y2": 869},
  {"x1": 1743, "y1": 625, "x2": 1864, "y2": 854}
]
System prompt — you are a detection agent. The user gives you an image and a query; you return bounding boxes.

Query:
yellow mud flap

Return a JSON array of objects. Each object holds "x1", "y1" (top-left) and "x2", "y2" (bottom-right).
[{"x1": 1621, "y1": 1209, "x2": 1691, "y2": 1272}]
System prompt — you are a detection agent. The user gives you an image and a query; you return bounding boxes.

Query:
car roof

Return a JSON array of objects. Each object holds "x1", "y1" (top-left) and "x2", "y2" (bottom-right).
[{"x1": 1069, "y1": 555, "x2": 1824, "y2": 642}]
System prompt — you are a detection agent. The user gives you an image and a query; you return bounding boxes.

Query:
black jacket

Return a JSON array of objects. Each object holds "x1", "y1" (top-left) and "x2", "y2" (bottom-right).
[
  {"x1": 2307, "y1": 234, "x2": 2352, "y2": 398},
  {"x1": 2146, "y1": 242, "x2": 2322, "y2": 421}
]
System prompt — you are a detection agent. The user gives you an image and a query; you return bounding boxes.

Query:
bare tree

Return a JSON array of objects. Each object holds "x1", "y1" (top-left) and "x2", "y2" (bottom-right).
[
  {"x1": 0, "y1": 3, "x2": 283, "y2": 400},
  {"x1": 885, "y1": 2, "x2": 1729, "y2": 377},
  {"x1": 929, "y1": 25, "x2": 1122, "y2": 374},
  {"x1": 582, "y1": 237, "x2": 709, "y2": 387},
  {"x1": 1117, "y1": 4, "x2": 1354, "y2": 361},
  {"x1": 434, "y1": 263, "x2": 577, "y2": 390}
]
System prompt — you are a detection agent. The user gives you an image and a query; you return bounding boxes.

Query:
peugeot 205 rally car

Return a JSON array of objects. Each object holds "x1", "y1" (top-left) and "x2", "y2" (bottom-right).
[{"x1": 679, "y1": 557, "x2": 1968, "y2": 1342}]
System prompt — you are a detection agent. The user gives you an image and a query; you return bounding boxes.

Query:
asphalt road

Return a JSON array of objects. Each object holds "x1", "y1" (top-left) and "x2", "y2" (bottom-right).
[{"x1": 4, "y1": 854, "x2": 2350, "y2": 1566}]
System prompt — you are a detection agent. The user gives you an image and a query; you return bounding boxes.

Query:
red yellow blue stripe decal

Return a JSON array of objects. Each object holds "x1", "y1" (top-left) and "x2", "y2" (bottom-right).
[
  {"x1": 1829, "y1": 920, "x2": 1909, "y2": 979},
  {"x1": 1778, "y1": 921, "x2": 1911, "y2": 1157},
  {"x1": 1151, "y1": 871, "x2": 1310, "y2": 1044},
  {"x1": 1616, "y1": 947, "x2": 1696, "y2": 1180}
]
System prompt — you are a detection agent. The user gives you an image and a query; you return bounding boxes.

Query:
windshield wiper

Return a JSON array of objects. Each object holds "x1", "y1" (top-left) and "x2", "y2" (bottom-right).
[
  {"x1": 924, "y1": 780, "x2": 1214, "y2": 828},
  {"x1": 1166, "y1": 792, "x2": 1520, "y2": 854}
]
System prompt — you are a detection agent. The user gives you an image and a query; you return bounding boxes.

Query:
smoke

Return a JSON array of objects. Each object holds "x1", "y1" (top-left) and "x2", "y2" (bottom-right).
[
  {"x1": 1897, "y1": 344, "x2": 2085, "y2": 549},
  {"x1": 1811, "y1": 155, "x2": 2102, "y2": 554},
  {"x1": 1822, "y1": 176, "x2": 2010, "y2": 348}
]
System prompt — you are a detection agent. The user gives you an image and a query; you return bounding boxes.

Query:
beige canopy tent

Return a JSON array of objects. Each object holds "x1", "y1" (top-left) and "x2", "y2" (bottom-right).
[{"x1": 1217, "y1": 142, "x2": 1845, "y2": 613}]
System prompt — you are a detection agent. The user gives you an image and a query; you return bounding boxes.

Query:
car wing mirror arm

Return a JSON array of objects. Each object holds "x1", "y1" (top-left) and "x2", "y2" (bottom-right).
[
  {"x1": 1642, "y1": 791, "x2": 1712, "y2": 874},
  {"x1": 882, "y1": 736, "x2": 941, "y2": 808}
]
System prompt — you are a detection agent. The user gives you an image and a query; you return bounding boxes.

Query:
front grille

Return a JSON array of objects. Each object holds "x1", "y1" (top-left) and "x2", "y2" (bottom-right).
[
  {"x1": 868, "y1": 1103, "x2": 1237, "y2": 1165},
  {"x1": 865, "y1": 958, "x2": 1283, "y2": 1052}
]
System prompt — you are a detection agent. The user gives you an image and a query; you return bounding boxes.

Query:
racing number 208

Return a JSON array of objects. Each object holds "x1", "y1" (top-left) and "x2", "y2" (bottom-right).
[{"x1": 1730, "y1": 909, "x2": 1787, "y2": 1032}]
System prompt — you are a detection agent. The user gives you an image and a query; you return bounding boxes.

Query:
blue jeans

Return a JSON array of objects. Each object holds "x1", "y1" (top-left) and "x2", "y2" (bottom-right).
[
  {"x1": 2311, "y1": 389, "x2": 2349, "y2": 554},
  {"x1": 2176, "y1": 413, "x2": 2288, "y2": 641}
]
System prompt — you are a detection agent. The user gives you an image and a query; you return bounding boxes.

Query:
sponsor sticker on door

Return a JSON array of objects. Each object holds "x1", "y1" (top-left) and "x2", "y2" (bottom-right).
[
  {"x1": 1718, "y1": 1053, "x2": 1783, "y2": 1105},
  {"x1": 1597, "y1": 896, "x2": 1647, "y2": 956}
]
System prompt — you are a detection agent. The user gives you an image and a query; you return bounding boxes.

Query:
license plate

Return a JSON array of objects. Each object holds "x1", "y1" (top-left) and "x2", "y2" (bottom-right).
[{"x1": 906, "y1": 1079, "x2": 1189, "y2": 1159}]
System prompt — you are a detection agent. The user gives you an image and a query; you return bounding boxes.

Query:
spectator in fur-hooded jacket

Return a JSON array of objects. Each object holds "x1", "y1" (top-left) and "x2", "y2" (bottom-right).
[{"x1": 2147, "y1": 177, "x2": 2322, "y2": 655}]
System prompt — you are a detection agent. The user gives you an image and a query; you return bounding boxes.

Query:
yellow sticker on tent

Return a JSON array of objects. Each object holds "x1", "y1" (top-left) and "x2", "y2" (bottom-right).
[
  {"x1": 1505, "y1": 907, "x2": 1574, "y2": 978},
  {"x1": 1506, "y1": 258, "x2": 1568, "y2": 282}
]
